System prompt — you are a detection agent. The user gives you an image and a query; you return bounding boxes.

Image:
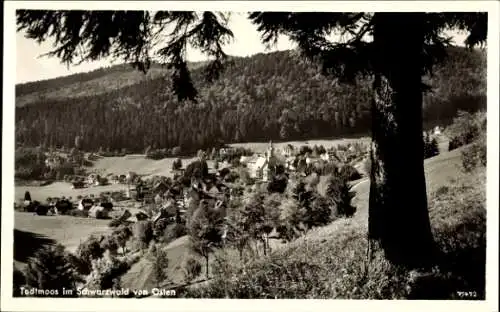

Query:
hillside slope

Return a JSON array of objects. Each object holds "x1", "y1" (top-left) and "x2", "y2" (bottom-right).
[
  {"x1": 15, "y1": 60, "x2": 210, "y2": 106},
  {"x1": 180, "y1": 145, "x2": 485, "y2": 299},
  {"x1": 121, "y1": 146, "x2": 482, "y2": 295},
  {"x1": 15, "y1": 47, "x2": 485, "y2": 155}
]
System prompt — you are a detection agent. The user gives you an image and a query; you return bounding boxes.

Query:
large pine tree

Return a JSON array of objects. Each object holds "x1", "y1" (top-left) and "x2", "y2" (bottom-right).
[{"x1": 17, "y1": 10, "x2": 487, "y2": 268}]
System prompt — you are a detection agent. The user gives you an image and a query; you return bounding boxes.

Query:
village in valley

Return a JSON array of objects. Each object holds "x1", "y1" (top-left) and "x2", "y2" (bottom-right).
[
  {"x1": 19, "y1": 138, "x2": 374, "y2": 224},
  {"x1": 14, "y1": 123, "x2": 453, "y2": 295},
  {"x1": 9, "y1": 8, "x2": 490, "y2": 304}
]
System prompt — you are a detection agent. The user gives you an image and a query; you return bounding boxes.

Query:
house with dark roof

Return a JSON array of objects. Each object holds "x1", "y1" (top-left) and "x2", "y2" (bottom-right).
[{"x1": 153, "y1": 180, "x2": 169, "y2": 195}]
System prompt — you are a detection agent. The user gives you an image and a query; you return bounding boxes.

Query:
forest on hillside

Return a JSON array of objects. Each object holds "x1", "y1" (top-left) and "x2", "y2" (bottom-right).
[{"x1": 15, "y1": 47, "x2": 485, "y2": 155}]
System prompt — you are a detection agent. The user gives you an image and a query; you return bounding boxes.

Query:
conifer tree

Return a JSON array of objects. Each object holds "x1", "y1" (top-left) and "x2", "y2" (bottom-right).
[{"x1": 24, "y1": 244, "x2": 79, "y2": 297}]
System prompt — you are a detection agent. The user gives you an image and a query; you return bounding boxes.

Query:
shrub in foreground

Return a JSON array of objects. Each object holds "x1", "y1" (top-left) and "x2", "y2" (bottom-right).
[
  {"x1": 461, "y1": 134, "x2": 486, "y2": 172},
  {"x1": 326, "y1": 175, "x2": 356, "y2": 218},
  {"x1": 75, "y1": 235, "x2": 105, "y2": 275},
  {"x1": 183, "y1": 257, "x2": 202, "y2": 284},
  {"x1": 85, "y1": 250, "x2": 130, "y2": 292},
  {"x1": 339, "y1": 165, "x2": 362, "y2": 181},
  {"x1": 135, "y1": 220, "x2": 154, "y2": 250},
  {"x1": 13, "y1": 267, "x2": 27, "y2": 297},
  {"x1": 24, "y1": 244, "x2": 79, "y2": 297},
  {"x1": 447, "y1": 110, "x2": 485, "y2": 151}
]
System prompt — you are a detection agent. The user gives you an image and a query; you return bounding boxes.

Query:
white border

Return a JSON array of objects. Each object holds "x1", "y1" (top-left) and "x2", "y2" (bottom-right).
[{"x1": 3, "y1": 1, "x2": 499, "y2": 312}]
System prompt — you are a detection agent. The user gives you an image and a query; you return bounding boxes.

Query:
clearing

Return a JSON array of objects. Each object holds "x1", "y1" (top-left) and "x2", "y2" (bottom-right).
[{"x1": 14, "y1": 213, "x2": 112, "y2": 270}]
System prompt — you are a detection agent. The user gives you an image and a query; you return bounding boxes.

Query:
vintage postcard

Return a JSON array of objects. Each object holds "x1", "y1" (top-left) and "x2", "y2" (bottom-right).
[{"x1": 2, "y1": 1, "x2": 498, "y2": 311}]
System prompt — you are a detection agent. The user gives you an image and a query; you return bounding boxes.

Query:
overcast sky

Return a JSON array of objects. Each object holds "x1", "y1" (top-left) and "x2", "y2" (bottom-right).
[{"x1": 16, "y1": 12, "x2": 469, "y2": 84}]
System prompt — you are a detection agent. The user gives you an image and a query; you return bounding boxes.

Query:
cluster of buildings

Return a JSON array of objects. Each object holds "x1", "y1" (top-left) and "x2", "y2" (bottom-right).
[{"x1": 239, "y1": 141, "x2": 341, "y2": 181}]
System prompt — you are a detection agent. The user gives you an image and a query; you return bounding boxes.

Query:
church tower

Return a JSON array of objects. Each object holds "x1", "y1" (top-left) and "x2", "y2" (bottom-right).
[
  {"x1": 263, "y1": 140, "x2": 275, "y2": 182},
  {"x1": 266, "y1": 140, "x2": 274, "y2": 161}
]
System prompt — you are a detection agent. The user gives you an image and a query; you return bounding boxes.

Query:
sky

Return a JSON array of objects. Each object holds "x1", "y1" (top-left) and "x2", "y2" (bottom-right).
[{"x1": 16, "y1": 12, "x2": 469, "y2": 84}]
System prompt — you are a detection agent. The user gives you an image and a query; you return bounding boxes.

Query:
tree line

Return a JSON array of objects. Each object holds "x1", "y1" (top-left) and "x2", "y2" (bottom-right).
[{"x1": 15, "y1": 47, "x2": 485, "y2": 156}]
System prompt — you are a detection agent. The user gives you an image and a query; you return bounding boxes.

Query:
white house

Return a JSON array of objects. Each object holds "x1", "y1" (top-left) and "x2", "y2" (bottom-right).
[
  {"x1": 45, "y1": 155, "x2": 65, "y2": 170},
  {"x1": 240, "y1": 155, "x2": 255, "y2": 164},
  {"x1": 433, "y1": 126, "x2": 443, "y2": 135},
  {"x1": 87, "y1": 173, "x2": 101, "y2": 186},
  {"x1": 285, "y1": 156, "x2": 296, "y2": 171},
  {"x1": 88, "y1": 205, "x2": 109, "y2": 219},
  {"x1": 110, "y1": 175, "x2": 120, "y2": 184},
  {"x1": 78, "y1": 198, "x2": 94, "y2": 211},
  {"x1": 320, "y1": 153, "x2": 330, "y2": 162},
  {"x1": 253, "y1": 156, "x2": 270, "y2": 181}
]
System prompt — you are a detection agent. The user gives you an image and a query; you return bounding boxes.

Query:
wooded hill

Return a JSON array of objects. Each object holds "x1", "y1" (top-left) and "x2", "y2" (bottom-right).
[{"x1": 15, "y1": 47, "x2": 485, "y2": 155}]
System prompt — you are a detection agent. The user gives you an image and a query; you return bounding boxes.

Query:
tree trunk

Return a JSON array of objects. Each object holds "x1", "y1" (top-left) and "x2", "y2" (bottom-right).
[
  {"x1": 368, "y1": 13, "x2": 436, "y2": 268},
  {"x1": 205, "y1": 255, "x2": 209, "y2": 280},
  {"x1": 262, "y1": 238, "x2": 267, "y2": 256}
]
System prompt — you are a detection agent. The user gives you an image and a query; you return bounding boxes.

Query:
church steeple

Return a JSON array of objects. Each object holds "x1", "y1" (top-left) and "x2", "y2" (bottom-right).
[{"x1": 266, "y1": 140, "x2": 274, "y2": 161}]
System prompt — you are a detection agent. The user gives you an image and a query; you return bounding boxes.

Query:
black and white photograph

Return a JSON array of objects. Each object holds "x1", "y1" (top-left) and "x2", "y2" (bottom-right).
[{"x1": 2, "y1": 1, "x2": 498, "y2": 311}]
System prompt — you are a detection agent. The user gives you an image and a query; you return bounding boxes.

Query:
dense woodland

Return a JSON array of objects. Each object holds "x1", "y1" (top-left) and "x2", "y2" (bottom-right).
[{"x1": 15, "y1": 47, "x2": 485, "y2": 155}]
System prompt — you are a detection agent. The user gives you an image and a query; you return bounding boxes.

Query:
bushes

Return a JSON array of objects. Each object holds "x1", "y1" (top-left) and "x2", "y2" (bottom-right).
[
  {"x1": 217, "y1": 147, "x2": 253, "y2": 163},
  {"x1": 146, "y1": 149, "x2": 171, "y2": 160},
  {"x1": 75, "y1": 235, "x2": 105, "y2": 275},
  {"x1": 24, "y1": 244, "x2": 79, "y2": 297},
  {"x1": 161, "y1": 223, "x2": 187, "y2": 244},
  {"x1": 110, "y1": 191, "x2": 126, "y2": 202},
  {"x1": 237, "y1": 167, "x2": 254, "y2": 185},
  {"x1": 15, "y1": 147, "x2": 47, "y2": 180},
  {"x1": 448, "y1": 137, "x2": 462, "y2": 152},
  {"x1": 86, "y1": 250, "x2": 130, "y2": 292},
  {"x1": 153, "y1": 218, "x2": 170, "y2": 240},
  {"x1": 444, "y1": 110, "x2": 487, "y2": 171},
  {"x1": 100, "y1": 235, "x2": 119, "y2": 255},
  {"x1": 461, "y1": 134, "x2": 486, "y2": 172},
  {"x1": 277, "y1": 198, "x2": 305, "y2": 242},
  {"x1": 183, "y1": 160, "x2": 209, "y2": 181},
  {"x1": 134, "y1": 220, "x2": 154, "y2": 250},
  {"x1": 306, "y1": 195, "x2": 333, "y2": 228},
  {"x1": 424, "y1": 133, "x2": 440, "y2": 159},
  {"x1": 108, "y1": 218, "x2": 123, "y2": 228},
  {"x1": 181, "y1": 251, "x2": 326, "y2": 298},
  {"x1": 320, "y1": 161, "x2": 338, "y2": 176},
  {"x1": 69, "y1": 209, "x2": 89, "y2": 218},
  {"x1": 267, "y1": 173, "x2": 288, "y2": 193},
  {"x1": 188, "y1": 203, "x2": 225, "y2": 279},
  {"x1": 147, "y1": 243, "x2": 170, "y2": 288},
  {"x1": 183, "y1": 257, "x2": 202, "y2": 283},
  {"x1": 171, "y1": 223, "x2": 187, "y2": 238},
  {"x1": 224, "y1": 170, "x2": 239, "y2": 183},
  {"x1": 112, "y1": 225, "x2": 133, "y2": 254},
  {"x1": 13, "y1": 267, "x2": 27, "y2": 297},
  {"x1": 326, "y1": 175, "x2": 356, "y2": 218},
  {"x1": 363, "y1": 158, "x2": 371, "y2": 176},
  {"x1": 446, "y1": 110, "x2": 485, "y2": 151},
  {"x1": 339, "y1": 165, "x2": 362, "y2": 181},
  {"x1": 172, "y1": 158, "x2": 183, "y2": 171}
]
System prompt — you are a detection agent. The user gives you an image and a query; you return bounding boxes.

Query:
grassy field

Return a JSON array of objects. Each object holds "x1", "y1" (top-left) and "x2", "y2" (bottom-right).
[
  {"x1": 14, "y1": 182, "x2": 129, "y2": 204},
  {"x1": 121, "y1": 236, "x2": 192, "y2": 291},
  {"x1": 88, "y1": 155, "x2": 201, "y2": 179},
  {"x1": 13, "y1": 212, "x2": 112, "y2": 272}
]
